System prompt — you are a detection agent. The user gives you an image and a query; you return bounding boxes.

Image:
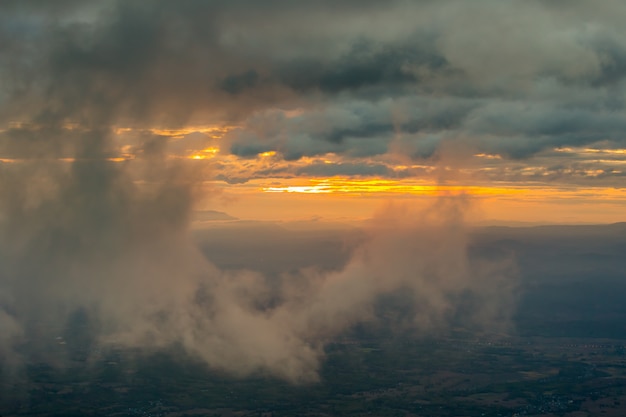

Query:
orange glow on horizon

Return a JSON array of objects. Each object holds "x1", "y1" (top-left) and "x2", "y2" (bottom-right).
[
  {"x1": 474, "y1": 153, "x2": 502, "y2": 159},
  {"x1": 189, "y1": 147, "x2": 220, "y2": 160},
  {"x1": 555, "y1": 147, "x2": 626, "y2": 155},
  {"x1": 0, "y1": 157, "x2": 132, "y2": 163},
  {"x1": 115, "y1": 125, "x2": 236, "y2": 139},
  {"x1": 205, "y1": 178, "x2": 626, "y2": 224},
  {"x1": 261, "y1": 179, "x2": 529, "y2": 196}
]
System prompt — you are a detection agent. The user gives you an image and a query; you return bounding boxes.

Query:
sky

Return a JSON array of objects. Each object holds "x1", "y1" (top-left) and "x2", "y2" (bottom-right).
[
  {"x1": 2, "y1": 0, "x2": 626, "y2": 224},
  {"x1": 0, "y1": 0, "x2": 624, "y2": 384}
]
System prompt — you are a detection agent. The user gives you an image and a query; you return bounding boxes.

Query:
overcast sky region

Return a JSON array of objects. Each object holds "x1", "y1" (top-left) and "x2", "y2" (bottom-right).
[{"x1": 0, "y1": 1, "x2": 625, "y2": 383}]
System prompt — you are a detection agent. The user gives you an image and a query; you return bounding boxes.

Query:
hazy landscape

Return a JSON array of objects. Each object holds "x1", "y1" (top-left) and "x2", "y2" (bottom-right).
[
  {"x1": 2, "y1": 220, "x2": 626, "y2": 416},
  {"x1": 2, "y1": 1, "x2": 626, "y2": 416}
]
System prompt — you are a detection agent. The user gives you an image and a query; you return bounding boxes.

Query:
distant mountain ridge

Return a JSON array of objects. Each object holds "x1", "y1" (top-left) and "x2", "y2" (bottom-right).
[{"x1": 192, "y1": 210, "x2": 238, "y2": 222}]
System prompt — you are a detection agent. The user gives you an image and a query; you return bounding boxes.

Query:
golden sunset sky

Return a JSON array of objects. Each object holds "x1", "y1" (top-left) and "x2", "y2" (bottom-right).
[{"x1": 2, "y1": 1, "x2": 626, "y2": 224}]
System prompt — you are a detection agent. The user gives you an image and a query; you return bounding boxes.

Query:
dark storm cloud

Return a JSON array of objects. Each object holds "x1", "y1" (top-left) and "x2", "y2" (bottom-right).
[
  {"x1": 1, "y1": 0, "x2": 429, "y2": 127},
  {"x1": 4, "y1": 0, "x2": 626, "y2": 166},
  {"x1": 278, "y1": 37, "x2": 444, "y2": 93},
  {"x1": 469, "y1": 146, "x2": 626, "y2": 187},
  {"x1": 227, "y1": 101, "x2": 397, "y2": 159},
  {"x1": 226, "y1": 96, "x2": 480, "y2": 163},
  {"x1": 583, "y1": 36, "x2": 626, "y2": 87},
  {"x1": 141, "y1": 1, "x2": 626, "y2": 169},
  {"x1": 219, "y1": 70, "x2": 261, "y2": 95},
  {"x1": 461, "y1": 102, "x2": 626, "y2": 159}
]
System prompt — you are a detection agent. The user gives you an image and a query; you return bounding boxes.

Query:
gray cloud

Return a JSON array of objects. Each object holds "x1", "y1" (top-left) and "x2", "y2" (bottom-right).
[
  {"x1": 277, "y1": 37, "x2": 442, "y2": 93},
  {"x1": 4, "y1": 0, "x2": 626, "y2": 165}
]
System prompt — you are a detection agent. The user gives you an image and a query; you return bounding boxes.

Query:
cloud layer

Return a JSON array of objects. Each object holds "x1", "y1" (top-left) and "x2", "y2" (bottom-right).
[
  {"x1": 2, "y1": 0, "x2": 618, "y2": 381},
  {"x1": 2, "y1": 0, "x2": 626, "y2": 186}
]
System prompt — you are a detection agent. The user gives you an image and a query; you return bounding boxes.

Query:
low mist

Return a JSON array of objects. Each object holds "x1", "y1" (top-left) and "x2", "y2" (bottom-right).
[
  {"x1": 0, "y1": 0, "x2": 520, "y2": 385},
  {"x1": 0, "y1": 150, "x2": 518, "y2": 383}
]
